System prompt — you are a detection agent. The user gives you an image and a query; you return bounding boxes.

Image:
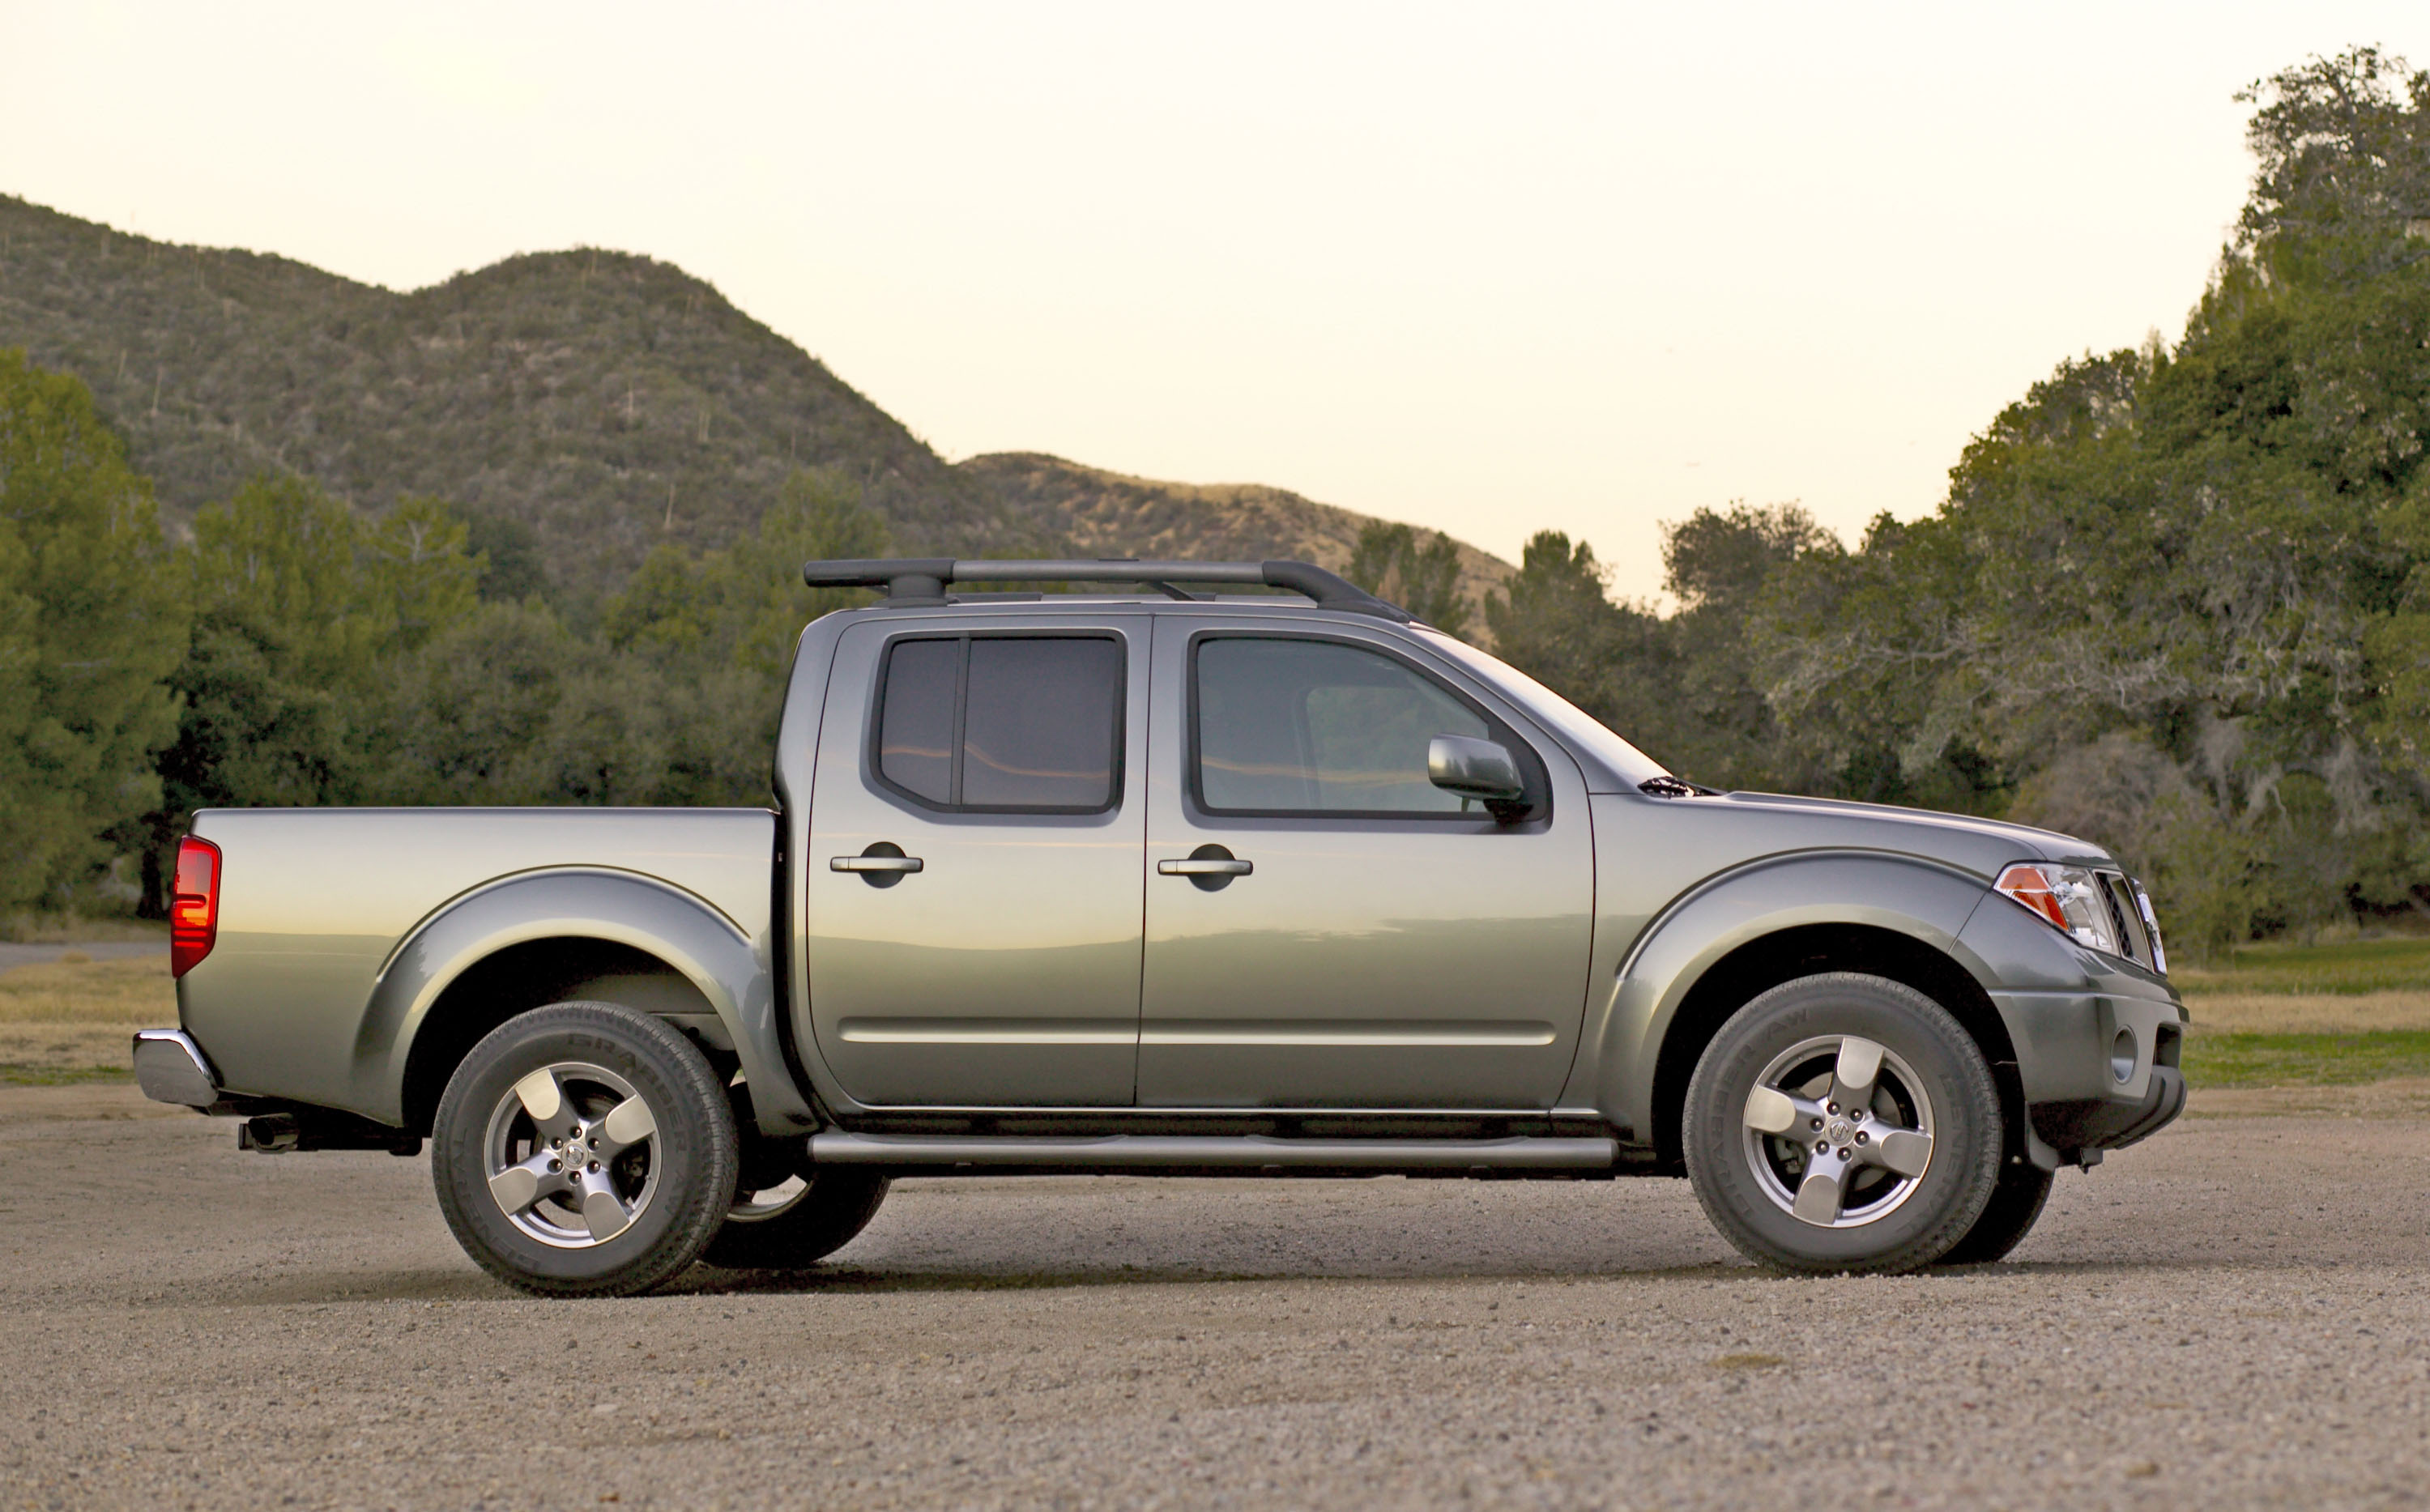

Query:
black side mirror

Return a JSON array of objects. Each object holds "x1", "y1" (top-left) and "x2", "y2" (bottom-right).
[{"x1": 1428, "y1": 735, "x2": 1528, "y2": 820}]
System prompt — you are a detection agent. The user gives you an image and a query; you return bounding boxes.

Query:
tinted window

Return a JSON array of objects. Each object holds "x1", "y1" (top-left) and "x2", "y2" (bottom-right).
[
  {"x1": 877, "y1": 638, "x2": 958, "y2": 803},
  {"x1": 1195, "y1": 637, "x2": 1491, "y2": 815},
  {"x1": 963, "y1": 638, "x2": 1122, "y2": 807},
  {"x1": 876, "y1": 636, "x2": 1122, "y2": 811}
]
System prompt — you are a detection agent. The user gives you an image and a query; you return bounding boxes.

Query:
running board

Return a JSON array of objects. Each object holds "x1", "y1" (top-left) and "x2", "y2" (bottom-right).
[{"x1": 807, "y1": 1132, "x2": 1618, "y2": 1173}]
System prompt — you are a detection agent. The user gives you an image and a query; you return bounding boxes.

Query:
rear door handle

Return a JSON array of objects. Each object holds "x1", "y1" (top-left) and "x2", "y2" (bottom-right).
[{"x1": 1157, "y1": 858, "x2": 1251, "y2": 876}]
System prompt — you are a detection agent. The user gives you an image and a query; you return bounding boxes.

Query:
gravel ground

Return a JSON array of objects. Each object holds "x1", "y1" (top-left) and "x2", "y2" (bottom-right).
[{"x1": 3, "y1": 1091, "x2": 2428, "y2": 1512}]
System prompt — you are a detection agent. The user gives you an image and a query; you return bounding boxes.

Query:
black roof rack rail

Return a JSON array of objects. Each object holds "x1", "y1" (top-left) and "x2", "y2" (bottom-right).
[{"x1": 799, "y1": 558, "x2": 1414, "y2": 623}]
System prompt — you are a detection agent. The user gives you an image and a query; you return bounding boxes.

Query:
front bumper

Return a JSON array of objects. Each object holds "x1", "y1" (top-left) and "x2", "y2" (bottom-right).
[
  {"x1": 1959, "y1": 895, "x2": 2189, "y2": 1165},
  {"x1": 2031, "y1": 1063, "x2": 2187, "y2": 1156}
]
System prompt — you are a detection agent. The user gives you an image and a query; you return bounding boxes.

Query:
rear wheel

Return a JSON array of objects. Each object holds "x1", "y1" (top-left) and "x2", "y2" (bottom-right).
[
  {"x1": 1683, "y1": 973, "x2": 2002, "y2": 1275},
  {"x1": 431, "y1": 1001, "x2": 737, "y2": 1297},
  {"x1": 1938, "y1": 1161, "x2": 2055, "y2": 1264},
  {"x1": 703, "y1": 1086, "x2": 890, "y2": 1269},
  {"x1": 705, "y1": 1169, "x2": 891, "y2": 1268}
]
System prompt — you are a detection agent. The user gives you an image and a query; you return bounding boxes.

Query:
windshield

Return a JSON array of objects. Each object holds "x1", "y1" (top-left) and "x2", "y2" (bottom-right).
[{"x1": 1412, "y1": 628, "x2": 1672, "y2": 787}]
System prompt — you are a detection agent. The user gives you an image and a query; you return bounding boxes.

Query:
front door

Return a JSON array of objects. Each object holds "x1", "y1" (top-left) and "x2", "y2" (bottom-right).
[
  {"x1": 804, "y1": 615, "x2": 1147, "y2": 1108},
  {"x1": 1137, "y1": 620, "x2": 1597, "y2": 1110}
]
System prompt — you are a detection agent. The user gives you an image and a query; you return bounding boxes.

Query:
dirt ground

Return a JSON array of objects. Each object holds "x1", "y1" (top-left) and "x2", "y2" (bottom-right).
[{"x1": 2, "y1": 1086, "x2": 2428, "y2": 1512}]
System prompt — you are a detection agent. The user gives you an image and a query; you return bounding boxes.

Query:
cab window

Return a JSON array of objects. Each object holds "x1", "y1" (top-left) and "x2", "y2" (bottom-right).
[
  {"x1": 876, "y1": 635, "x2": 1123, "y2": 812},
  {"x1": 1192, "y1": 637, "x2": 1497, "y2": 816}
]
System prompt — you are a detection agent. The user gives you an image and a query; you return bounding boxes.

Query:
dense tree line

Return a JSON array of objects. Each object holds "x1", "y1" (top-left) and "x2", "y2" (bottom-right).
[
  {"x1": 5, "y1": 48, "x2": 2424, "y2": 954},
  {"x1": 1476, "y1": 48, "x2": 2430, "y2": 954},
  {"x1": 0, "y1": 356, "x2": 886, "y2": 914}
]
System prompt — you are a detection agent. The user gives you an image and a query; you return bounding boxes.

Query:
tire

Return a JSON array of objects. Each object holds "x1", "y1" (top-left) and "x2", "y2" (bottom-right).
[
  {"x1": 702, "y1": 1084, "x2": 890, "y2": 1269},
  {"x1": 431, "y1": 1001, "x2": 739, "y2": 1297},
  {"x1": 1937, "y1": 1161, "x2": 2054, "y2": 1265},
  {"x1": 1682, "y1": 973, "x2": 2003, "y2": 1276},
  {"x1": 704, "y1": 1169, "x2": 891, "y2": 1269}
]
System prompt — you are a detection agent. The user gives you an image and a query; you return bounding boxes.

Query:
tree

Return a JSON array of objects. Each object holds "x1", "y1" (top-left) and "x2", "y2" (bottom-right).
[
  {"x1": 1347, "y1": 522, "x2": 1470, "y2": 638},
  {"x1": 1660, "y1": 502, "x2": 1838, "y2": 791},
  {"x1": 1739, "y1": 47, "x2": 2430, "y2": 931},
  {"x1": 602, "y1": 467, "x2": 886, "y2": 672},
  {"x1": 2236, "y1": 47, "x2": 2430, "y2": 283},
  {"x1": 1484, "y1": 532, "x2": 1682, "y2": 766},
  {"x1": 0, "y1": 351, "x2": 185, "y2": 910},
  {"x1": 146, "y1": 477, "x2": 486, "y2": 905}
]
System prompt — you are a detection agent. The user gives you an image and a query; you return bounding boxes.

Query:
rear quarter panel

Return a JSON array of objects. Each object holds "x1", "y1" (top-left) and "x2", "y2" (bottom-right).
[{"x1": 180, "y1": 808, "x2": 776, "y2": 1122}]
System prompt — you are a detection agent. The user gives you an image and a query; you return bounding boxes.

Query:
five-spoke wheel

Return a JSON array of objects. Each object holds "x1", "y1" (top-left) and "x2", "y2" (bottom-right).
[
  {"x1": 1684, "y1": 973, "x2": 2004, "y2": 1275},
  {"x1": 432, "y1": 1001, "x2": 737, "y2": 1297},
  {"x1": 1740, "y1": 1033, "x2": 1936, "y2": 1228},
  {"x1": 481, "y1": 1062, "x2": 663, "y2": 1246}
]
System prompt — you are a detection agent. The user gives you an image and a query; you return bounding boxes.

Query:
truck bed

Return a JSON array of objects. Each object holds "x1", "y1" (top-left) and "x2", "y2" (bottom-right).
[{"x1": 178, "y1": 807, "x2": 777, "y2": 1119}]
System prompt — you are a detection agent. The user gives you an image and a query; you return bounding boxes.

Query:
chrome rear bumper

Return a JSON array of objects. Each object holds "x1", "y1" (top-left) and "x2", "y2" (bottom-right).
[{"x1": 132, "y1": 1029, "x2": 220, "y2": 1108}]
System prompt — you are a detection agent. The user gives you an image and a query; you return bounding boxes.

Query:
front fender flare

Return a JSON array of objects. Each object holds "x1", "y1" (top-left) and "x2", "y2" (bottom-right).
[
  {"x1": 1571, "y1": 850, "x2": 1997, "y2": 1142},
  {"x1": 352, "y1": 868, "x2": 813, "y2": 1132}
]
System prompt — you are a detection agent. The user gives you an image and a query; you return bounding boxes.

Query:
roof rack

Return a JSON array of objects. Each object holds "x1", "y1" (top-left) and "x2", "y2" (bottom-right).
[{"x1": 799, "y1": 558, "x2": 1414, "y2": 623}]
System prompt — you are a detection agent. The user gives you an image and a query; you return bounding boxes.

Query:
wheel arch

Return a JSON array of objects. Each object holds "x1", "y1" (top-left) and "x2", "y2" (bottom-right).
[
  {"x1": 356, "y1": 868, "x2": 814, "y2": 1136},
  {"x1": 1574, "y1": 850, "x2": 2016, "y2": 1169},
  {"x1": 1644, "y1": 922, "x2": 2016, "y2": 1169}
]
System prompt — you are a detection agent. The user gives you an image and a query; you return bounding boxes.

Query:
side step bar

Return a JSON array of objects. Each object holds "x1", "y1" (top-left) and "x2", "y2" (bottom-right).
[{"x1": 808, "y1": 1132, "x2": 1617, "y2": 1173}]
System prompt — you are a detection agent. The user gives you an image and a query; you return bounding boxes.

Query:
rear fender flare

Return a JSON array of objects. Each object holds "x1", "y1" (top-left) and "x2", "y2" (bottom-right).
[
  {"x1": 1575, "y1": 850, "x2": 1999, "y2": 1142},
  {"x1": 354, "y1": 868, "x2": 812, "y2": 1132}
]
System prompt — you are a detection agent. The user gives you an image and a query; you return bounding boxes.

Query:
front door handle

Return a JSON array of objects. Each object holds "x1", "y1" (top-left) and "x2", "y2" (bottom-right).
[
  {"x1": 1157, "y1": 858, "x2": 1252, "y2": 876},
  {"x1": 1157, "y1": 844, "x2": 1251, "y2": 891},
  {"x1": 833, "y1": 842, "x2": 922, "y2": 888}
]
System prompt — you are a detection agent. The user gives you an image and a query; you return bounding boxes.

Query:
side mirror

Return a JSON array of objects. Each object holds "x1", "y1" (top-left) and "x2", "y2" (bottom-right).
[{"x1": 1428, "y1": 735, "x2": 1526, "y2": 809}]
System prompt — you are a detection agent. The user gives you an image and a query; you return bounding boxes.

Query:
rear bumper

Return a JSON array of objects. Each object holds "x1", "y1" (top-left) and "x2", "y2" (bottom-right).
[
  {"x1": 132, "y1": 1029, "x2": 221, "y2": 1108},
  {"x1": 133, "y1": 1029, "x2": 416, "y2": 1152}
]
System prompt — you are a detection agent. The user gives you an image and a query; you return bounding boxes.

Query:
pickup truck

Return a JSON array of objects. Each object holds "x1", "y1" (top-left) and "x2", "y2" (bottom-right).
[{"x1": 134, "y1": 557, "x2": 2186, "y2": 1295}]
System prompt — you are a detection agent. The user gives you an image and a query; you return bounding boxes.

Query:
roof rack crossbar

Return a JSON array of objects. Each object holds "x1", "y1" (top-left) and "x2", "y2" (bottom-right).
[{"x1": 799, "y1": 558, "x2": 1413, "y2": 622}]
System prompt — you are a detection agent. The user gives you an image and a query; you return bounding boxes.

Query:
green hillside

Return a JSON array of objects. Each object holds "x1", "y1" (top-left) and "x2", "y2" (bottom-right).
[
  {"x1": 0, "y1": 194, "x2": 1507, "y2": 601},
  {"x1": 957, "y1": 452, "x2": 1511, "y2": 625}
]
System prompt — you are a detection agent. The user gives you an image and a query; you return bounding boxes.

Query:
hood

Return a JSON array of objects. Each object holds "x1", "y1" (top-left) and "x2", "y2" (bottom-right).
[{"x1": 1705, "y1": 791, "x2": 2114, "y2": 869}]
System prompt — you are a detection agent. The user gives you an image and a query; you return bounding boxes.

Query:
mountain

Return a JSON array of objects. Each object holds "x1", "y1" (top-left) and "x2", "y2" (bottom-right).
[
  {"x1": 958, "y1": 453, "x2": 1511, "y2": 625},
  {"x1": 0, "y1": 193, "x2": 1511, "y2": 610}
]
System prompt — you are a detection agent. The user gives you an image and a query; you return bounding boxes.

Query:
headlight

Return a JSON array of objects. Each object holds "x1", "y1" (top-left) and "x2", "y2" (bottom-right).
[
  {"x1": 2129, "y1": 880, "x2": 2168, "y2": 976},
  {"x1": 1993, "y1": 862, "x2": 2126, "y2": 957}
]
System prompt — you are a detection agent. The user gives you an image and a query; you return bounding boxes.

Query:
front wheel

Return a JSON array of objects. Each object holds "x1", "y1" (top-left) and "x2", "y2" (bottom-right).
[
  {"x1": 1938, "y1": 1161, "x2": 2054, "y2": 1264},
  {"x1": 431, "y1": 1001, "x2": 739, "y2": 1297},
  {"x1": 1683, "y1": 973, "x2": 2003, "y2": 1275}
]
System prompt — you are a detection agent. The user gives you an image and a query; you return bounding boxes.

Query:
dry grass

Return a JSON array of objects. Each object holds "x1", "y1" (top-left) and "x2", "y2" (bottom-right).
[
  {"x1": 2186, "y1": 990, "x2": 2430, "y2": 1034},
  {"x1": 0, "y1": 913, "x2": 166, "y2": 944},
  {"x1": 2172, "y1": 935, "x2": 2430, "y2": 998},
  {"x1": 0, "y1": 955, "x2": 175, "y2": 1081},
  {"x1": 2187, "y1": 1076, "x2": 2430, "y2": 1118}
]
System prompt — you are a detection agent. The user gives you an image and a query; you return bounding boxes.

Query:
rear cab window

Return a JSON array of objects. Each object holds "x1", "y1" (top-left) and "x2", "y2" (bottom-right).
[{"x1": 874, "y1": 634, "x2": 1124, "y2": 813}]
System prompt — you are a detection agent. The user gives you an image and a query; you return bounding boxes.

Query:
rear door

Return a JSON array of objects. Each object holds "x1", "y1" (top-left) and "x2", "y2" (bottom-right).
[
  {"x1": 804, "y1": 613, "x2": 1147, "y2": 1108},
  {"x1": 1136, "y1": 617, "x2": 1597, "y2": 1110}
]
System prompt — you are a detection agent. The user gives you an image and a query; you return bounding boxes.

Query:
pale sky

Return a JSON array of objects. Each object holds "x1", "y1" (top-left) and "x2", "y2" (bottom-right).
[{"x1": 4, "y1": 3, "x2": 2425, "y2": 599}]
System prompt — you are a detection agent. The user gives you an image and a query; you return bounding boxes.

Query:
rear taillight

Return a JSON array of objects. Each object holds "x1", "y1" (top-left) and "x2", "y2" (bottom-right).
[{"x1": 170, "y1": 837, "x2": 220, "y2": 978}]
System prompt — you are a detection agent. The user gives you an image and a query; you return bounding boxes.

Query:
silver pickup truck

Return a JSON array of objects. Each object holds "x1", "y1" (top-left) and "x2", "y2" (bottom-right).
[{"x1": 135, "y1": 557, "x2": 2185, "y2": 1294}]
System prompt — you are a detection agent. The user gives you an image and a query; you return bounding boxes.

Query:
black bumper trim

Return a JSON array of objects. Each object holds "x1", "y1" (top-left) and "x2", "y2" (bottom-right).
[{"x1": 2029, "y1": 1067, "x2": 2186, "y2": 1156}]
